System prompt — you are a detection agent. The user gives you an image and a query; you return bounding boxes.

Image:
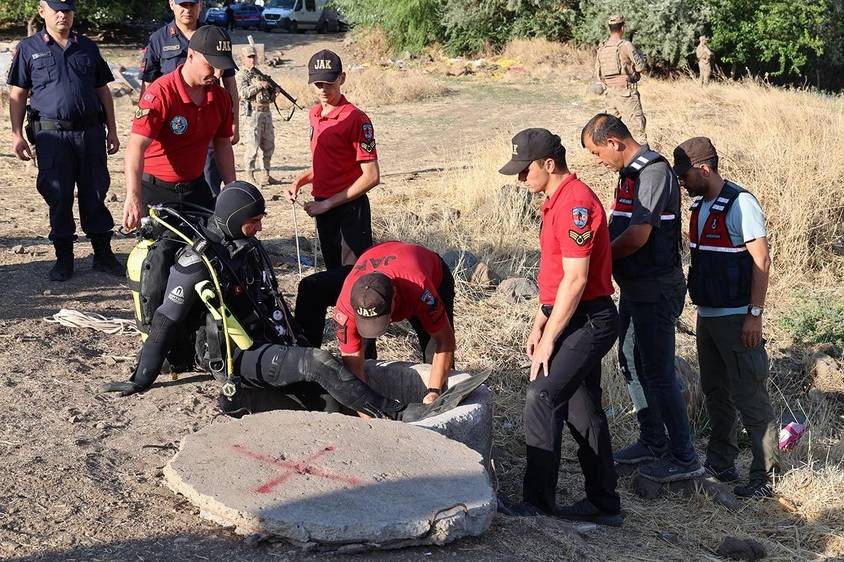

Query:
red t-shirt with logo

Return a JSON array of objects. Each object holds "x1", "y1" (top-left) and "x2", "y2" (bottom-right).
[
  {"x1": 309, "y1": 96, "x2": 377, "y2": 199},
  {"x1": 334, "y1": 241, "x2": 447, "y2": 354},
  {"x1": 538, "y1": 173, "x2": 614, "y2": 305},
  {"x1": 131, "y1": 65, "x2": 233, "y2": 183}
]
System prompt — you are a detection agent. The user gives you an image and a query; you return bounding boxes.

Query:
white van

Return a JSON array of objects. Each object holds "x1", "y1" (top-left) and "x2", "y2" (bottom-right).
[{"x1": 260, "y1": 0, "x2": 342, "y2": 33}]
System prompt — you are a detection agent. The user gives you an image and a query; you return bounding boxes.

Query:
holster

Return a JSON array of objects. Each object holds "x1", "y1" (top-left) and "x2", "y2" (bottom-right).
[
  {"x1": 245, "y1": 101, "x2": 253, "y2": 117},
  {"x1": 24, "y1": 106, "x2": 40, "y2": 144}
]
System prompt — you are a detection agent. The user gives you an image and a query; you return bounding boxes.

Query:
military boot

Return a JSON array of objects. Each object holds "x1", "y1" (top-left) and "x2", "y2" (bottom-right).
[
  {"x1": 262, "y1": 169, "x2": 282, "y2": 185},
  {"x1": 90, "y1": 232, "x2": 125, "y2": 277},
  {"x1": 49, "y1": 239, "x2": 74, "y2": 282}
]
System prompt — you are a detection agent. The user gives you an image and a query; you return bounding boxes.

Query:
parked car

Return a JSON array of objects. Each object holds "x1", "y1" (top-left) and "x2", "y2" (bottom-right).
[
  {"x1": 205, "y1": 3, "x2": 264, "y2": 29},
  {"x1": 260, "y1": 0, "x2": 345, "y2": 33}
]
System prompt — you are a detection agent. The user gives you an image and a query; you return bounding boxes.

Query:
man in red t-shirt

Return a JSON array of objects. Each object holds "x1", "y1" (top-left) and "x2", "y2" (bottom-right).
[
  {"x1": 333, "y1": 242, "x2": 455, "y2": 405},
  {"x1": 123, "y1": 25, "x2": 237, "y2": 230},
  {"x1": 285, "y1": 50, "x2": 378, "y2": 269},
  {"x1": 497, "y1": 129, "x2": 622, "y2": 527}
]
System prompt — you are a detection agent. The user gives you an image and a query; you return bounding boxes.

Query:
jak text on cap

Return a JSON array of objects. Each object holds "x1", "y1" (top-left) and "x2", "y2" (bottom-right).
[
  {"x1": 188, "y1": 26, "x2": 237, "y2": 71},
  {"x1": 308, "y1": 49, "x2": 343, "y2": 83},
  {"x1": 350, "y1": 273, "x2": 394, "y2": 338},
  {"x1": 498, "y1": 128, "x2": 566, "y2": 175}
]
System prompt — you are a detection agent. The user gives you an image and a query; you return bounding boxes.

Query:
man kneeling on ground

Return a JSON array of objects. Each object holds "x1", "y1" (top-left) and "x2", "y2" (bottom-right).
[{"x1": 331, "y1": 241, "x2": 456, "y2": 405}]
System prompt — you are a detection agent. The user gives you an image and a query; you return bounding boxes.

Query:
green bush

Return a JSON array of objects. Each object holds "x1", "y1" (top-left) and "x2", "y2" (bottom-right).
[
  {"x1": 574, "y1": 0, "x2": 710, "y2": 68},
  {"x1": 331, "y1": 0, "x2": 444, "y2": 53},
  {"x1": 709, "y1": 0, "x2": 826, "y2": 77},
  {"x1": 442, "y1": 0, "x2": 577, "y2": 55},
  {"x1": 780, "y1": 295, "x2": 844, "y2": 347}
]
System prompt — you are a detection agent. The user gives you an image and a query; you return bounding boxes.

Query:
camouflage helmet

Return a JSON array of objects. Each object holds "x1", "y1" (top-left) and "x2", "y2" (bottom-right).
[{"x1": 607, "y1": 14, "x2": 625, "y2": 26}]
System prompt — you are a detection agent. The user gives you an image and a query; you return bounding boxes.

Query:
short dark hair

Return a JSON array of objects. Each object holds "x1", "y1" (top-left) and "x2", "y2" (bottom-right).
[
  {"x1": 699, "y1": 157, "x2": 719, "y2": 172},
  {"x1": 608, "y1": 22, "x2": 624, "y2": 33},
  {"x1": 534, "y1": 147, "x2": 568, "y2": 172},
  {"x1": 580, "y1": 113, "x2": 632, "y2": 147}
]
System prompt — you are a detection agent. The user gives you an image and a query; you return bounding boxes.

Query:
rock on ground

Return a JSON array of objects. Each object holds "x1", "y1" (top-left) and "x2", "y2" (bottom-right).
[
  {"x1": 497, "y1": 277, "x2": 538, "y2": 302},
  {"x1": 716, "y1": 536, "x2": 768, "y2": 560},
  {"x1": 164, "y1": 410, "x2": 496, "y2": 551}
]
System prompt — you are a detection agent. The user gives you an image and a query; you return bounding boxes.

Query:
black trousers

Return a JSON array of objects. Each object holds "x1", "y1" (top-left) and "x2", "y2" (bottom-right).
[
  {"x1": 295, "y1": 259, "x2": 455, "y2": 363},
  {"x1": 314, "y1": 195, "x2": 373, "y2": 269},
  {"x1": 522, "y1": 297, "x2": 620, "y2": 514},
  {"x1": 231, "y1": 344, "x2": 389, "y2": 415}
]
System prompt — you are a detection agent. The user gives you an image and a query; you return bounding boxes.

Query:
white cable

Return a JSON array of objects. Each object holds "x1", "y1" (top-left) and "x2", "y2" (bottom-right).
[{"x1": 44, "y1": 309, "x2": 140, "y2": 336}]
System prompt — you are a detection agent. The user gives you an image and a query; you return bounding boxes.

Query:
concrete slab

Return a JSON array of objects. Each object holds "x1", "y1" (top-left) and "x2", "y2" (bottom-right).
[
  {"x1": 164, "y1": 410, "x2": 496, "y2": 551},
  {"x1": 363, "y1": 360, "x2": 494, "y2": 474}
]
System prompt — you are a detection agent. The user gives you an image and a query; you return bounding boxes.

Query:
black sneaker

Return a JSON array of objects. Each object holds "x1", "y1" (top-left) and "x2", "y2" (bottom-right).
[
  {"x1": 638, "y1": 455, "x2": 705, "y2": 483},
  {"x1": 704, "y1": 463, "x2": 740, "y2": 483},
  {"x1": 497, "y1": 496, "x2": 545, "y2": 517},
  {"x1": 614, "y1": 441, "x2": 668, "y2": 465},
  {"x1": 734, "y1": 480, "x2": 773, "y2": 498},
  {"x1": 554, "y1": 498, "x2": 624, "y2": 527}
]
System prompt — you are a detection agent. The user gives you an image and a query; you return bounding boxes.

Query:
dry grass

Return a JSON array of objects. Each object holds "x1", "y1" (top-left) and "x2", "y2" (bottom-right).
[
  {"x1": 266, "y1": 67, "x2": 452, "y2": 110},
  {"x1": 501, "y1": 38, "x2": 594, "y2": 68},
  {"x1": 362, "y1": 54, "x2": 844, "y2": 559}
]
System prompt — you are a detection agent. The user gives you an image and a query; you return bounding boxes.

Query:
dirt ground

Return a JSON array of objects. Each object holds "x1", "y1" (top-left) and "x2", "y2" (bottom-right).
[{"x1": 0, "y1": 30, "x2": 837, "y2": 562}]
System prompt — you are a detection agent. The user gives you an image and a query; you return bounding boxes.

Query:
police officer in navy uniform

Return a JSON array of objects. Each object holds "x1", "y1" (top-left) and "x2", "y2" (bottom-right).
[
  {"x1": 7, "y1": 0, "x2": 124, "y2": 282},
  {"x1": 140, "y1": 0, "x2": 239, "y2": 195}
]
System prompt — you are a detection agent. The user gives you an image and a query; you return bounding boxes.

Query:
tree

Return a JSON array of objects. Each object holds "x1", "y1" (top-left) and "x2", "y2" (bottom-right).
[
  {"x1": 574, "y1": 0, "x2": 711, "y2": 68},
  {"x1": 0, "y1": 0, "x2": 164, "y2": 27},
  {"x1": 709, "y1": 0, "x2": 826, "y2": 78}
]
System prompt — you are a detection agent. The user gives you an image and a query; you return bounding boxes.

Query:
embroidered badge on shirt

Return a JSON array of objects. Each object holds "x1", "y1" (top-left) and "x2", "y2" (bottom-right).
[
  {"x1": 360, "y1": 140, "x2": 376, "y2": 153},
  {"x1": 142, "y1": 92, "x2": 156, "y2": 103},
  {"x1": 420, "y1": 289, "x2": 436, "y2": 307},
  {"x1": 362, "y1": 122, "x2": 374, "y2": 141},
  {"x1": 134, "y1": 107, "x2": 151, "y2": 119},
  {"x1": 569, "y1": 230, "x2": 592, "y2": 246},
  {"x1": 572, "y1": 207, "x2": 589, "y2": 229},
  {"x1": 162, "y1": 44, "x2": 181, "y2": 52},
  {"x1": 170, "y1": 115, "x2": 188, "y2": 135}
]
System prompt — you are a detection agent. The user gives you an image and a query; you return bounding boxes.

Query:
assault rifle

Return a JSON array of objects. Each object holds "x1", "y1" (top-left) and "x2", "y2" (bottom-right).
[{"x1": 254, "y1": 68, "x2": 304, "y2": 122}]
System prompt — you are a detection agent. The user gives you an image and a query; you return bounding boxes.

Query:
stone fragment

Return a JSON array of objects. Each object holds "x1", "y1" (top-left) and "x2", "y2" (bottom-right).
[
  {"x1": 164, "y1": 410, "x2": 495, "y2": 550},
  {"x1": 810, "y1": 352, "x2": 842, "y2": 391},
  {"x1": 442, "y1": 250, "x2": 478, "y2": 276},
  {"x1": 363, "y1": 360, "x2": 494, "y2": 474},
  {"x1": 470, "y1": 262, "x2": 500, "y2": 288},
  {"x1": 716, "y1": 536, "x2": 767, "y2": 560},
  {"x1": 497, "y1": 277, "x2": 538, "y2": 302},
  {"x1": 11, "y1": 244, "x2": 24, "y2": 254}
]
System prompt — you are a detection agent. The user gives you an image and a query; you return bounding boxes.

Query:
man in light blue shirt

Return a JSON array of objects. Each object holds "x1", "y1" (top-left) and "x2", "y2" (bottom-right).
[{"x1": 673, "y1": 137, "x2": 779, "y2": 498}]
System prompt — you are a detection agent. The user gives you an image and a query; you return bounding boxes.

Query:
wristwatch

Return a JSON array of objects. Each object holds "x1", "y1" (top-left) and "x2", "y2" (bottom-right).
[{"x1": 748, "y1": 305, "x2": 764, "y2": 317}]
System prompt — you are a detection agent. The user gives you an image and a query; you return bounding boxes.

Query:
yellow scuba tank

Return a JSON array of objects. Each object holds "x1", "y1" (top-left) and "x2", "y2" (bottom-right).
[
  {"x1": 195, "y1": 280, "x2": 254, "y2": 351},
  {"x1": 126, "y1": 239, "x2": 155, "y2": 341}
]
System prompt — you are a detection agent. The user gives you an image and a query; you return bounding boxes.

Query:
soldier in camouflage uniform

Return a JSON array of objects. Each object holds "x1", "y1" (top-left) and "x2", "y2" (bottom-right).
[
  {"x1": 595, "y1": 15, "x2": 648, "y2": 143},
  {"x1": 696, "y1": 36, "x2": 712, "y2": 86},
  {"x1": 237, "y1": 45, "x2": 280, "y2": 186}
]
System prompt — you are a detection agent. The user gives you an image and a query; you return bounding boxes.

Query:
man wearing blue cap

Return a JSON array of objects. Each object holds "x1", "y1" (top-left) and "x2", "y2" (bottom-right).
[{"x1": 7, "y1": 0, "x2": 123, "y2": 282}]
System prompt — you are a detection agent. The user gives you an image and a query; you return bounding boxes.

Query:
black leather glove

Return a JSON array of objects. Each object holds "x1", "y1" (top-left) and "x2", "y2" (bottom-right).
[{"x1": 100, "y1": 381, "x2": 145, "y2": 397}]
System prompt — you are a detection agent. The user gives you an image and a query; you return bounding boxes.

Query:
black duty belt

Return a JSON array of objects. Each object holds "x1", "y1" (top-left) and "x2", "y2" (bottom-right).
[
  {"x1": 38, "y1": 115, "x2": 103, "y2": 131},
  {"x1": 541, "y1": 296, "x2": 613, "y2": 318},
  {"x1": 142, "y1": 173, "x2": 204, "y2": 194}
]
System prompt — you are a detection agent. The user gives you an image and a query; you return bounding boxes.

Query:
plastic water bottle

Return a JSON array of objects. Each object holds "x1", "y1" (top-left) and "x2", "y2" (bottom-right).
[{"x1": 778, "y1": 421, "x2": 807, "y2": 450}]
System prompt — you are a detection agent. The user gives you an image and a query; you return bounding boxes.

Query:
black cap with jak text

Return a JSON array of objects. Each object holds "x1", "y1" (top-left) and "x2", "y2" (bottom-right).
[
  {"x1": 188, "y1": 26, "x2": 237, "y2": 71},
  {"x1": 498, "y1": 128, "x2": 565, "y2": 175},
  {"x1": 308, "y1": 49, "x2": 343, "y2": 83}
]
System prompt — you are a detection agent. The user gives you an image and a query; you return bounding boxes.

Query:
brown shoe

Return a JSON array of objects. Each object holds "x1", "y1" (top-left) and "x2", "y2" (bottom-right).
[{"x1": 264, "y1": 170, "x2": 282, "y2": 185}]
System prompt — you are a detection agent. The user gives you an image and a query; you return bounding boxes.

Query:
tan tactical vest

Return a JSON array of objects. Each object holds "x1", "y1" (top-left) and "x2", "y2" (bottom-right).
[{"x1": 597, "y1": 39, "x2": 623, "y2": 78}]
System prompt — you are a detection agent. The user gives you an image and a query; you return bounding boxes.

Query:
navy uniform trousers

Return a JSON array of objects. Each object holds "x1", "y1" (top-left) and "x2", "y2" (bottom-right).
[{"x1": 35, "y1": 125, "x2": 114, "y2": 241}]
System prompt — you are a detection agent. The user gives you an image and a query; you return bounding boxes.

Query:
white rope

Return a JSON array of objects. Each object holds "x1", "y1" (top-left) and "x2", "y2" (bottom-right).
[
  {"x1": 292, "y1": 202, "x2": 303, "y2": 278},
  {"x1": 44, "y1": 309, "x2": 140, "y2": 336}
]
